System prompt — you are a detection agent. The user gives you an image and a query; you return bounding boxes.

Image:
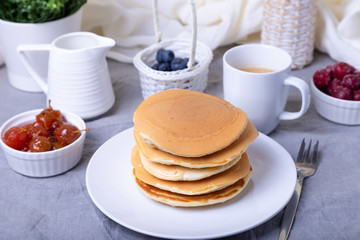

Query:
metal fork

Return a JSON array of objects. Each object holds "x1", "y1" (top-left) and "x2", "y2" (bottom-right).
[{"x1": 278, "y1": 139, "x2": 319, "y2": 240}]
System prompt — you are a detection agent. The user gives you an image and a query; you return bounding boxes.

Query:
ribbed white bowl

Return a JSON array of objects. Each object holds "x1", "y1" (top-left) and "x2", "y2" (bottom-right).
[
  {"x1": 311, "y1": 80, "x2": 360, "y2": 125},
  {"x1": 0, "y1": 109, "x2": 86, "y2": 177}
]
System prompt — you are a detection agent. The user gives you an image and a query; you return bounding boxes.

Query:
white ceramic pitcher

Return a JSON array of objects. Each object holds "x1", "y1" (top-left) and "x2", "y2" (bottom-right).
[{"x1": 17, "y1": 32, "x2": 116, "y2": 119}]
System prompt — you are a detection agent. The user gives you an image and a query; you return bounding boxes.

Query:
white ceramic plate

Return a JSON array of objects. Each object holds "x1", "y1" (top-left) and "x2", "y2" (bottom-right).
[{"x1": 86, "y1": 128, "x2": 296, "y2": 239}]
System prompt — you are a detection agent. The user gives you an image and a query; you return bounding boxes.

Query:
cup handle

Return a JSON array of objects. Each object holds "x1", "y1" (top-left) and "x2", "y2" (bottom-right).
[
  {"x1": 279, "y1": 76, "x2": 311, "y2": 120},
  {"x1": 17, "y1": 44, "x2": 51, "y2": 93}
]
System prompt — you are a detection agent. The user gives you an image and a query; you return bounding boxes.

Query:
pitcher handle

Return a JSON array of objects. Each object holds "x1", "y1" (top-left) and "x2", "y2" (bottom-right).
[
  {"x1": 17, "y1": 44, "x2": 51, "y2": 93},
  {"x1": 279, "y1": 76, "x2": 311, "y2": 120}
]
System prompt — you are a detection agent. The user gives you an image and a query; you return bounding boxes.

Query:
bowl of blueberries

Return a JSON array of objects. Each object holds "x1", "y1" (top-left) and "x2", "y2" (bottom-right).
[
  {"x1": 311, "y1": 61, "x2": 360, "y2": 125},
  {"x1": 133, "y1": 39, "x2": 213, "y2": 99},
  {"x1": 133, "y1": 0, "x2": 213, "y2": 99}
]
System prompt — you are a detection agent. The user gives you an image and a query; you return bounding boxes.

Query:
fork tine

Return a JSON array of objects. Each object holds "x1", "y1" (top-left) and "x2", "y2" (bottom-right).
[
  {"x1": 296, "y1": 138, "x2": 306, "y2": 163},
  {"x1": 304, "y1": 140, "x2": 312, "y2": 163},
  {"x1": 311, "y1": 140, "x2": 319, "y2": 167}
]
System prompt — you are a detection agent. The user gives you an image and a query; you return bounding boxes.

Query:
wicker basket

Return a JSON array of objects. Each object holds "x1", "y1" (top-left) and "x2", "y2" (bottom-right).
[
  {"x1": 133, "y1": 0, "x2": 213, "y2": 99},
  {"x1": 261, "y1": 0, "x2": 317, "y2": 69}
]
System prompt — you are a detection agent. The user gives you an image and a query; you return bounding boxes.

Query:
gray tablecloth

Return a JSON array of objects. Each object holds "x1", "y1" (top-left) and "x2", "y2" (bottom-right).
[{"x1": 1, "y1": 46, "x2": 359, "y2": 240}]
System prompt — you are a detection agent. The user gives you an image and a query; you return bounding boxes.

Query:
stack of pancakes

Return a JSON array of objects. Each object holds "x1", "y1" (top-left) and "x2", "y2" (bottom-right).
[{"x1": 131, "y1": 89, "x2": 258, "y2": 207}]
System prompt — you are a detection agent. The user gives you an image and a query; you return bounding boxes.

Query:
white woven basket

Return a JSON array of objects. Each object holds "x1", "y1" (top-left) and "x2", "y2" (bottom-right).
[
  {"x1": 261, "y1": 0, "x2": 317, "y2": 69},
  {"x1": 133, "y1": 0, "x2": 213, "y2": 99}
]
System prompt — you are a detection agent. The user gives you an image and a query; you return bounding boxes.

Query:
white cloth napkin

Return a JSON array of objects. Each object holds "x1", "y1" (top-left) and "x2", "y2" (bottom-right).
[
  {"x1": 80, "y1": 0, "x2": 360, "y2": 69},
  {"x1": 316, "y1": 0, "x2": 360, "y2": 69},
  {"x1": 1, "y1": 0, "x2": 359, "y2": 69}
]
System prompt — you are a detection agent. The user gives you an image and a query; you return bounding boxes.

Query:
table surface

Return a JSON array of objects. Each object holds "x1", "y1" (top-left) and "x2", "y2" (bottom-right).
[{"x1": 1, "y1": 46, "x2": 359, "y2": 240}]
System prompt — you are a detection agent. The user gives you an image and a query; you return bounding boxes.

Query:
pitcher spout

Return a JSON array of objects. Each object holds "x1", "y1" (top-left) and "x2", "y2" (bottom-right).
[
  {"x1": 54, "y1": 32, "x2": 115, "y2": 53},
  {"x1": 94, "y1": 34, "x2": 116, "y2": 50}
]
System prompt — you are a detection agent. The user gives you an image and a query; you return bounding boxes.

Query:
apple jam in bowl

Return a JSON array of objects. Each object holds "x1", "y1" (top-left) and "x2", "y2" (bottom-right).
[{"x1": 0, "y1": 107, "x2": 87, "y2": 177}]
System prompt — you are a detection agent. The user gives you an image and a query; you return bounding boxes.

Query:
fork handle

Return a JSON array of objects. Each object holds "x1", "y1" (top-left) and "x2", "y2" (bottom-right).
[{"x1": 278, "y1": 177, "x2": 304, "y2": 240}]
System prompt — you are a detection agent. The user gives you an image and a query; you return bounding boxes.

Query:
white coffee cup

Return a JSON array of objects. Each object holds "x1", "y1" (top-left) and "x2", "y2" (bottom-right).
[{"x1": 223, "y1": 44, "x2": 310, "y2": 134}]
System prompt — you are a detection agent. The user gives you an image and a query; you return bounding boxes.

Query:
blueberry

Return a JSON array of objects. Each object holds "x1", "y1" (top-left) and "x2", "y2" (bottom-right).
[
  {"x1": 151, "y1": 63, "x2": 159, "y2": 70},
  {"x1": 158, "y1": 62, "x2": 171, "y2": 71},
  {"x1": 171, "y1": 58, "x2": 188, "y2": 71},
  {"x1": 156, "y1": 49, "x2": 175, "y2": 63}
]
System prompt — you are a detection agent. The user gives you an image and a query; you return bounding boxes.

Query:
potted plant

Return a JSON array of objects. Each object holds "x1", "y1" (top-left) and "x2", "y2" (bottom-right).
[{"x1": 0, "y1": 0, "x2": 87, "y2": 92}]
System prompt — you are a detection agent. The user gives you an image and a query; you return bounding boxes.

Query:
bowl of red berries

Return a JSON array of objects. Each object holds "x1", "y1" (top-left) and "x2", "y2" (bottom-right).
[
  {"x1": 311, "y1": 61, "x2": 360, "y2": 125},
  {"x1": 0, "y1": 103, "x2": 87, "y2": 177}
]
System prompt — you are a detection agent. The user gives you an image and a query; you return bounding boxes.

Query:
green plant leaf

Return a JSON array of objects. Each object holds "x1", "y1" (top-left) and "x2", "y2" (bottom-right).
[{"x1": 0, "y1": 0, "x2": 86, "y2": 23}]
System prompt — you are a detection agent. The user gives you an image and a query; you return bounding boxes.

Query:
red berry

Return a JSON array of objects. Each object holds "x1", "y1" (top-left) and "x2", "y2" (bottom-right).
[
  {"x1": 327, "y1": 79, "x2": 342, "y2": 95},
  {"x1": 342, "y1": 74, "x2": 360, "y2": 90},
  {"x1": 313, "y1": 69, "x2": 331, "y2": 91},
  {"x1": 325, "y1": 65, "x2": 334, "y2": 78},
  {"x1": 353, "y1": 71, "x2": 360, "y2": 78},
  {"x1": 353, "y1": 90, "x2": 360, "y2": 101},
  {"x1": 333, "y1": 62, "x2": 354, "y2": 80},
  {"x1": 2, "y1": 126, "x2": 30, "y2": 150},
  {"x1": 330, "y1": 85, "x2": 353, "y2": 100}
]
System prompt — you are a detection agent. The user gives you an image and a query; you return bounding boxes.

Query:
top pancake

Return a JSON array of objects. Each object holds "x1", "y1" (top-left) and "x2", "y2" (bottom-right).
[{"x1": 133, "y1": 89, "x2": 248, "y2": 157}]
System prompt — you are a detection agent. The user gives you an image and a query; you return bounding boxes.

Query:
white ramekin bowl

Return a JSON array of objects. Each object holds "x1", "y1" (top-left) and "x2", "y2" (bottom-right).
[
  {"x1": 311, "y1": 79, "x2": 360, "y2": 125},
  {"x1": 0, "y1": 109, "x2": 86, "y2": 177}
]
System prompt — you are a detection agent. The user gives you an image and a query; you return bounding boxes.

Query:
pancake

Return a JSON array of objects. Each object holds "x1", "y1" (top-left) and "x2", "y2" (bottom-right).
[
  {"x1": 131, "y1": 146, "x2": 251, "y2": 195},
  {"x1": 133, "y1": 89, "x2": 248, "y2": 157},
  {"x1": 139, "y1": 149, "x2": 240, "y2": 181},
  {"x1": 134, "y1": 120, "x2": 258, "y2": 168},
  {"x1": 134, "y1": 169, "x2": 252, "y2": 207}
]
